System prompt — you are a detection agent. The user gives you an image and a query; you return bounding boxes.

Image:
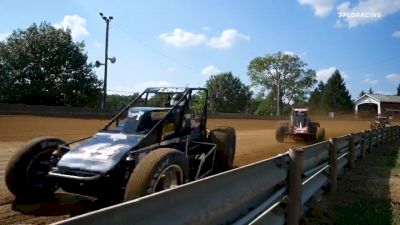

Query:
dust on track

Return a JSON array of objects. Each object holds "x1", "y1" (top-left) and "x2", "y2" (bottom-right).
[{"x1": 0, "y1": 115, "x2": 374, "y2": 224}]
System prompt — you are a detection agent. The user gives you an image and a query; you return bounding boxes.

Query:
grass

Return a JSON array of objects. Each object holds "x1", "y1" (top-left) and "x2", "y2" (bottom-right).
[{"x1": 335, "y1": 198, "x2": 394, "y2": 225}]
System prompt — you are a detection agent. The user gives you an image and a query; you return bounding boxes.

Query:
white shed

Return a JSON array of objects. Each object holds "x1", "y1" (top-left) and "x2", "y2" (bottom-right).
[{"x1": 355, "y1": 94, "x2": 400, "y2": 116}]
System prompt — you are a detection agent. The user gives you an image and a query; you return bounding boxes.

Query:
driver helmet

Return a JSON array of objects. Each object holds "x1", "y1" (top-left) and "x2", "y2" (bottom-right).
[{"x1": 170, "y1": 93, "x2": 185, "y2": 106}]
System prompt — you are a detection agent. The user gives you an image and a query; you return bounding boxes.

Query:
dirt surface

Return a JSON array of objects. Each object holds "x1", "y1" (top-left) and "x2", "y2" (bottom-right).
[
  {"x1": 0, "y1": 115, "x2": 382, "y2": 224},
  {"x1": 0, "y1": 115, "x2": 373, "y2": 166}
]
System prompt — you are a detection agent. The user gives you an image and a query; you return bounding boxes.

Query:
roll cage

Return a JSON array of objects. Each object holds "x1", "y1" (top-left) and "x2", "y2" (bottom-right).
[{"x1": 102, "y1": 87, "x2": 209, "y2": 149}]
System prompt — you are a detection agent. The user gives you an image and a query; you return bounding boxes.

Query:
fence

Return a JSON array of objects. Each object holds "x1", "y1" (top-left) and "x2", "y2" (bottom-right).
[
  {"x1": 0, "y1": 103, "x2": 281, "y2": 120},
  {"x1": 53, "y1": 126, "x2": 398, "y2": 225},
  {"x1": 0, "y1": 103, "x2": 115, "y2": 118},
  {"x1": 0, "y1": 103, "x2": 372, "y2": 121}
]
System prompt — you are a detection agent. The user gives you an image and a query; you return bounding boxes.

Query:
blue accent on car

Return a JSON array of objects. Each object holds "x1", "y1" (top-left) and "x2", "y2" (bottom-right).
[{"x1": 56, "y1": 132, "x2": 142, "y2": 173}]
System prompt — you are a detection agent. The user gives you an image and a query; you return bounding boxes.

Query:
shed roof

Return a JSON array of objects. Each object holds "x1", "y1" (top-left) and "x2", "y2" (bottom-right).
[{"x1": 367, "y1": 94, "x2": 400, "y2": 103}]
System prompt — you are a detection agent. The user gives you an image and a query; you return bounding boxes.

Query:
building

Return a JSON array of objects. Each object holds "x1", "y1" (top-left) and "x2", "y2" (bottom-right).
[{"x1": 355, "y1": 94, "x2": 400, "y2": 117}]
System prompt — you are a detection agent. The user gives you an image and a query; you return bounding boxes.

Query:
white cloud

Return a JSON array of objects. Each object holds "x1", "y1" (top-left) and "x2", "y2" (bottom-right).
[
  {"x1": 202, "y1": 26, "x2": 211, "y2": 31},
  {"x1": 374, "y1": 90, "x2": 394, "y2": 95},
  {"x1": 201, "y1": 65, "x2": 221, "y2": 77},
  {"x1": 93, "y1": 41, "x2": 102, "y2": 48},
  {"x1": 386, "y1": 73, "x2": 400, "y2": 82},
  {"x1": 167, "y1": 67, "x2": 176, "y2": 73},
  {"x1": 298, "y1": 0, "x2": 336, "y2": 17},
  {"x1": 283, "y1": 51, "x2": 307, "y2": 57},
  {"x1": 207, "y1": 29, "x2": 250, "y2": 49},
  {"x1": 337, "y1": 1, "x2": 351, "y2": 12},
  {"x1": 334, "y1": 19, "x2": 345, "y2": 28},
  {"x1": 54, "y1": 15, "x2": 89, "y2": 40},
  {"x1": 317, "y1": 67, "x2": 337, "y2": 81},
  {"x1": 393, "y1": 30, "x2": 400, "y2": 37},
  {"x1": 316, "y1": 67, "x2": 348, "y2": 82},
  {"x1": 336, "y1": 0, "x2": 400, "y2": 28},
  {"x1": 283, "y1": 51, "x2": 296, "y2": 56},
  {"x1": 0, "y1": 32, "x2": 10, "y2": 41},
  {"x1": 159, "y1": 28, "x2": 206, "y2": 47},
  {"x1": 362, "y1": 78, "x2": 379, "y2": 85}
]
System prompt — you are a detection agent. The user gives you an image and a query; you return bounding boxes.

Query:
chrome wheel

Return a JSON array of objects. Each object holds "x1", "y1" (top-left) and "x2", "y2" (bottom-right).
[{"x1": 153, "y1": 164, "x2": 183, "y2": 192}]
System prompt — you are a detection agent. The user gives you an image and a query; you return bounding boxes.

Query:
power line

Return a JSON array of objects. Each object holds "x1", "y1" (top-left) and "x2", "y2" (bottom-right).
[{"x1": 113, "y1": 22, "x2": 200, "y2": 74}]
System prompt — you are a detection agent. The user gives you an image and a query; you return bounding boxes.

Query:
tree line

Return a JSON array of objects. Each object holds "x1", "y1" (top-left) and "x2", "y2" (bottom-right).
[
  {"x1": 205, "y1": 64, "x2": 353, "y2": 116},
  {"x1": 1, "y1": 22, "x2": 396, "y2": 115},
  {"x1": 0, "y1": 22, "x2": 102, "y2": 107}
]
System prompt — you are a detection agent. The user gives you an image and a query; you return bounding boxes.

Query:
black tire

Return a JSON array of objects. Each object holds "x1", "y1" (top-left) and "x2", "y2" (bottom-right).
[
  {"x1": 124, "y1": 148, "x2": 189, "y2": 201},
  {"x1": 5, "y1": 136, "x2": 65, "y2": 198},
  {"x1": 275, "y1": 125, "x2": 285, "y2": 143},
  {"x1": 209, "y1": 126, "x2": 236, "y2": 172},
  {"x1": 316, "y1": 127, "x2": 325, "y2": 142},
  {"x1": 311, "y1": 122, "x2": 320, "y2": 127}
]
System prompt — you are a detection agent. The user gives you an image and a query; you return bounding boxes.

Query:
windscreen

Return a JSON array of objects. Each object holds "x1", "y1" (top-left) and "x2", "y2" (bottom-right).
[
  {"x1": 292, "y1": 111, "x2": 308, "y2": 127},
  {"x1": 108, "y1": 108, "x2": 169, "y2": 134}
]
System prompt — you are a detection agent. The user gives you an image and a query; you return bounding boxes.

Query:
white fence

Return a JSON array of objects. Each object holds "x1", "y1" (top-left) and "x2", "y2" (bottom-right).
[{"x1": 54, "y1": 126, "x2": 400, "y2": 225}]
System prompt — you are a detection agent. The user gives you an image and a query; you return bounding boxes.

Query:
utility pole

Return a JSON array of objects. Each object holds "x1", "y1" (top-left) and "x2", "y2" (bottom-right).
[{"x1": 99, "y1": 13, "x2": 113, "y2": 110}]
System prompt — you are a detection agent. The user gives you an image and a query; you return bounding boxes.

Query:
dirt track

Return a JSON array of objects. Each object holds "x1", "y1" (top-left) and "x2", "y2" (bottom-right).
[{"x1": 0, "y1": 115, "x2": 375, "y2": 224}]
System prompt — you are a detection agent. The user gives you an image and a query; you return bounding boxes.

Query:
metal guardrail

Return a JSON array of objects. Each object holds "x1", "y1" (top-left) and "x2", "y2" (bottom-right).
[{"x1": 54, "y1": 126, "x2": 400, "y2": 225}]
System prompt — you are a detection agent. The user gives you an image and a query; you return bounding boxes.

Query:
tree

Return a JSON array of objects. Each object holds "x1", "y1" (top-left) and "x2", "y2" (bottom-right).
[
  {"x1": 397, "y1": 84, "x2": 400, "y2": 96},
  {"x1": 359, "y1": 90, "x2": 366, "y2": 97},
  {"x1": 321, "y1": 70, "x2": 353, "y2": 113},
  {"x1": 206, "y1": 72, "x2": 252, "y2": 113},
  {"x1": 368, "y1": 88, "x2": 374, "y2": 94},
  {"x1": 247, "y1": 52, "x2": 317, "y2": 115},
  {"x1": 0, "y1": 22, "x2": 102, "y2": 107},
  {"x1": 308, "y1": 81, "x2": 325, "y2": 114},
  {"x1": 105, "y1": 93, "x2": 139, "y2": 112}
]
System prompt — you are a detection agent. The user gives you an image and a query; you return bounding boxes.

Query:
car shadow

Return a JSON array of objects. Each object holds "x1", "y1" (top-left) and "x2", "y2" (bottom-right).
[{"x1": 12, "y1": 192, "x2": 112, "y2": 216}]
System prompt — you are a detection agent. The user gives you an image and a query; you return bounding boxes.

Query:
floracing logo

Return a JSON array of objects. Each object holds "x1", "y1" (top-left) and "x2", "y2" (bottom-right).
[{"x1": 338, "y1": 11, "x2": 382, "y2": 18}]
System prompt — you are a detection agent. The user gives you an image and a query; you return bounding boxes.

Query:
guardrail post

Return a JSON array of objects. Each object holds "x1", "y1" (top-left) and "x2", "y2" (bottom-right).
[
  {"x1": 381, "y1": 128, "x2": 385, "y2": 145},
  {"x1": 288, "y1": 148, "x2": 304, "y2": 225},
  {"x1": 397, "y1": 126, "x2": 400, "y2": 143},
  {"x1": 361, "y1": 131, "x2": 367, "y2": 159},
  {"x1": 329, "y1": 138, "x2": 337, "y2": 193},
  {"x1": 373, "y1": 129, "x2": 378, "y2": 150},
  {"x1": 368, "y1": 129, "x2": 373, "y2": 152},
  {"x1": 393, "y1": 127, "x2": 396, "y2": 143},
  {"x1": 349, "y1": 134, "x2": 356, "y2": 168},
  {"x1": 390, "y1": 127, "x2": 394, "y2": 143},
  {"x1": 386, "y1": 128, "x2": 389, "y2": 143},
  {"x1": 396, "y1": 126, "x2": 400, "y2": 143}
]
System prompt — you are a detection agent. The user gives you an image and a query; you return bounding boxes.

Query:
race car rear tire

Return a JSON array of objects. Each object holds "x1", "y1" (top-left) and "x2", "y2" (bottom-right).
[
  {"x1": 316, "y1": 127, "x2": 325, "y2": 142},
  {"x1": 208, "y1": 126, "x2": 236, "y2": 172},
  {"x1": 124, "y1": 148, "x2": 189, "y2": 201},
  {"x1": 5, "y1": 137, "x2": 65, "y2": 198}
]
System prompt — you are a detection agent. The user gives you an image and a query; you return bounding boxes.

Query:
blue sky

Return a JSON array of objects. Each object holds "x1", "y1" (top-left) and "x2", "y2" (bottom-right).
[{"x1": 1, "y1": 0, "x2": 400, "y2": 99}]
